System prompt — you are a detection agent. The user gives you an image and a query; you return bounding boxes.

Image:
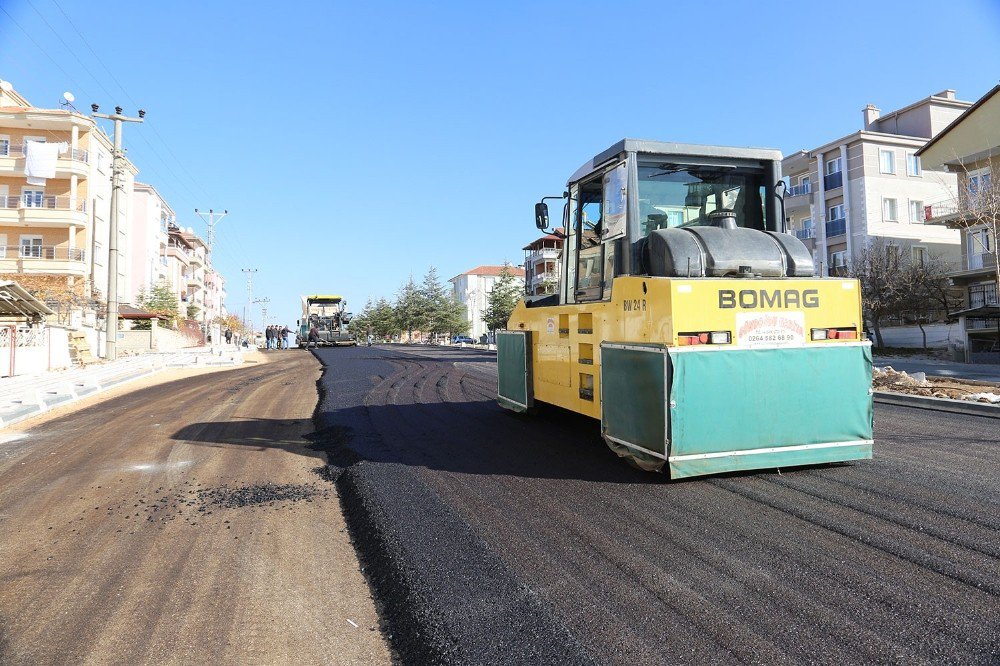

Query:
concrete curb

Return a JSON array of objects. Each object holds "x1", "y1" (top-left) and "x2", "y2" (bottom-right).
[{"x1": 873, "y1": 391, "x2": 1000, "y2": 418}]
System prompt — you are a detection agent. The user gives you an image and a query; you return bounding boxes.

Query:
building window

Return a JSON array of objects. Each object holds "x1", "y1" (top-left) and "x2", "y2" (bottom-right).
[
  {"x1": 0, "y1": 135, "x2": 9, "y2": 157},
  {"x1": 912, "y1": 246, "x2": 927, "y2": 266},
  {"x1": 882, "y1": 198, "x2": 898, "y2": 222},
  {"x1": 969, "y1": 168, "x2": 992, "y2": 196},
  {"x1": 828, "y1": 204, "x2": 845, "y2": 221},
  {"x1": 906, "y1": 153, "x2": 921, "y2": 176},
  {"x1": 19, "y1": 235, "x2": 43, "y2": 259},
  {"x1": 22, "y1": 188, "x2": 44, "y2": 208},
  {"x1": 909, "y1": 200, "x2": 924, "y2": 223},
  {"x1": 825, "y1": 157, "x2": 842, "y2": 175},
  {"x1": 886, "y1": 244, "x2": 902, "y2": 268},
  {"x1": 830, "y1": 251, "x2": 848, "y2": 275},
  {"x1": 879, "y1": 149, "x2": 895, "y2": 174}
]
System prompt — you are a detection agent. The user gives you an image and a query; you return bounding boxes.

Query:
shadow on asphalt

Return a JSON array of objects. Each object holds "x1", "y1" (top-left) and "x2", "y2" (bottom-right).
[{"x1": 171, "y1": 404, "x2": 846, "y2": 485}]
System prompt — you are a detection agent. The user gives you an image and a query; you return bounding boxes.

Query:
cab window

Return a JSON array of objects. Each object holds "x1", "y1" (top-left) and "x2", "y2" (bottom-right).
[
  {"x1": 637, "y1": 163, "x2": 767, "y2": 236},
  {"x1": 575, "y1": 177, "x2": 604, "y2": 301}
]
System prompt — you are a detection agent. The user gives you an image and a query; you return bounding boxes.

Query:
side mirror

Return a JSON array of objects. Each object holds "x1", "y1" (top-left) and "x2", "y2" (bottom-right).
[
  {"x1": 534, "y1": 202, "x2": 549, "y2": 230},
  {"x1": 774, "y1": 180, "x2": 787, "y2": 200}
]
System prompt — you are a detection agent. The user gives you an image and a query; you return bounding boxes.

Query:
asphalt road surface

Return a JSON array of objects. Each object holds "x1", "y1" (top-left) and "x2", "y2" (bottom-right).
[
  {"x1": 0, "y1": 353, "x2": 391, "y2": 665},
  {"x1": 315, "y1": 344, "x2": 999, "y2": 665}
]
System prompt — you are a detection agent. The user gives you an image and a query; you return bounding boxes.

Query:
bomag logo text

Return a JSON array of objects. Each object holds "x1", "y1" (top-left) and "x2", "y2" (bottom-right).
[{"x1": 718, "y1": 289, "x2": 820, "y2": 309}]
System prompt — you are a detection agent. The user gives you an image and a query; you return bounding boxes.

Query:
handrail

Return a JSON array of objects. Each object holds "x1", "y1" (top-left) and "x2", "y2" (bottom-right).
[
  {"x1": 6, "y1": 144, "x2": 89, "y2": 162},
  {"x1": 0, "y1": 194, "x2": 87, "y2": 212},
  {"x1": 0, "y1": 245, "x2": 86, "y2": 261}
]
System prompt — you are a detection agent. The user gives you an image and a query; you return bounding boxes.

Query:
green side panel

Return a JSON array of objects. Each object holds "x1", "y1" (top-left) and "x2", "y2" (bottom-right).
[
  {"x1": 668, "y1": 345, "x2": 874, "y2": 459},
  {"x1": 601, "y1": 345, "x2": 667, "y2": 456},
  {"x1": 669, "y1": 442, "x2": 872, "y2": 479},
  {"x1": 497, "y1": 331, "x2": 532, "y2": 410}
]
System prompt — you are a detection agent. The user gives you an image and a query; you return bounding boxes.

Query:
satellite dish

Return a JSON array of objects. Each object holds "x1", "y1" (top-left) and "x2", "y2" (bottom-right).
[
  {"x1": 63, "y1": 91, "x2": 75, "y2": 103},
  {"x1": 0, "y1": 80, "x2": 12, "y2": 92}
]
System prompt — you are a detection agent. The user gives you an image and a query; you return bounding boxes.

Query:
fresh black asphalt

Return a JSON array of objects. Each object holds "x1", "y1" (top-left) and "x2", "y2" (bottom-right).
[{"x1": 312, "y1": 344, "x2": 1000, "y2": 665}]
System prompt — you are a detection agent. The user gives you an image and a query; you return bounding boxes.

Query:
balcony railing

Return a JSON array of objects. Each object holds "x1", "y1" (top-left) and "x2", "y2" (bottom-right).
[
  {"x1": 0, "y1": 195, "x2": 87, "y2": 212},
  {"x1": 966, "y1": 252, "x2": 996, "y2": 271},
  {"x1": 6, "y1": 144, "x2": 89, "y2": 163},
  {"x1": 0, "y1": 245, "x2": 86, "y2": 261},
  {"x1": 826, "y1": 218, "x2": 847, "y2": 237},
  {"x1": 924, "y1": 202, "x2": 959, "y2": 222},
  {"x1": 788, "y1": 182, "x2": 812, "y2": 197},
  {"x1": 795, "y1": 227, "x2": 815, "y2": 240},
  {"x1": 824, "y1": 171, "x2": 843, "y2": 190}
]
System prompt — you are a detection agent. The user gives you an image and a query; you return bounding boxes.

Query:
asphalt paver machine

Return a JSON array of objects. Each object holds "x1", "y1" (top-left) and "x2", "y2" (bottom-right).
[
  {"x1": 497, "y1": 139, "x2": 874, "y2": 478},
  {"x1": 297, "y1": 295, "x2": 356, "y2": 347}
]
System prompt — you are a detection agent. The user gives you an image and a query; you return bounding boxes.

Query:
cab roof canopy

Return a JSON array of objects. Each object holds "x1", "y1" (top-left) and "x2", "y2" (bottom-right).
[
  {"x1": 568, "y1": 139, "x2": 784, "y2": 185},
  {"x1": 305, "y1": 295, "x2": 343, "y2": 302}
]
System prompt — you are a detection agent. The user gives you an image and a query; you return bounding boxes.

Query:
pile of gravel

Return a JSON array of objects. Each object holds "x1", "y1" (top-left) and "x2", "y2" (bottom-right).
[{"x1": 196, "y1": 482, "x2": 328, "y2": 509}]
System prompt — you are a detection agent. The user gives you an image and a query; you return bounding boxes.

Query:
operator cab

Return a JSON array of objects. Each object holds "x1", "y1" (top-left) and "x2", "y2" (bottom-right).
[{"x1": 533, "y1": 139, "x2": 814, "y2": 306}]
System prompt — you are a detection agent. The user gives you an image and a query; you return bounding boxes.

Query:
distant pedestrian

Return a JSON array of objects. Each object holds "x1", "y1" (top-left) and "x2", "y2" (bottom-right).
[
  {"x1": 265, "y1": 325, "x2": 274, "y2": 350},
  {"x1": 224, "y1": 328, "x2": 233, "y2": 345},
  {"x1": 281, "y1": 325, "x2": 291, "y2": 350},
  {"x1": 308, "y1": 324, "x2": 319, "y2": 348},
  {"x1": 367, "y1": 333, "x2": 373, "y2": 347}
]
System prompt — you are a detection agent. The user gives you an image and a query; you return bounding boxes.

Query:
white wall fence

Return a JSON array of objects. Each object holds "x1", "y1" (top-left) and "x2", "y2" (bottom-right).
[
  {"x1": 877, "y1": 323, "x2": 960, "y2": 349},
  {"x1": 0, "y1": 325, "x2": 72, "y2": 377}
]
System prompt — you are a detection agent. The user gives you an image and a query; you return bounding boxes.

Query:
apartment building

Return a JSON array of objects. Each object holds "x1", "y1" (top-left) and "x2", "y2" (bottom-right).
[
  {"x1": 449, "y1": 265, "x2": 525, "y2": 340},
  {"x1": 783, "y1": 90, "x2": 969, "y2": 275},
  {"x1": 523, "y1": 230, "x2": 563, "y2": 296},
  {"x1": 129, "y1": 182, "x2": 171, "y2": 304},
  {"x1": 0, "y1": 79, "x2": 135, "y2": 328},
  {"x1": 918, "y1": 85, "x2": 1000, "y2": 363}
]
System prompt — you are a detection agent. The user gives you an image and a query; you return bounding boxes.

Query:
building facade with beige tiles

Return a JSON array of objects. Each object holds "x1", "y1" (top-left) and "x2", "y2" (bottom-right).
[
  {"x1": 782, "y1": 90, "x2": 969, "y2": 276},
  {"x1": 0, "y1": 80, "x2": 135, "y2": 328}
]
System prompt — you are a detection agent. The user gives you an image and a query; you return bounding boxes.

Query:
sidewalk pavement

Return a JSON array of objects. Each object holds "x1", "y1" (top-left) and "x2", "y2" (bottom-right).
[
  {"x1": 0, "y1": 344, "x2": 247, "y2": 429},
  {"x1": 873, "y1": 355, "x2": 1000, "y2": 384}
]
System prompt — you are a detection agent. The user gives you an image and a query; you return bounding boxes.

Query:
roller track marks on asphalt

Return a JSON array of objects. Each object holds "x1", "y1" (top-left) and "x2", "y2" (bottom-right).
[{"x1": 313, "y1": 346, "x2": 1000, "y2": 666}]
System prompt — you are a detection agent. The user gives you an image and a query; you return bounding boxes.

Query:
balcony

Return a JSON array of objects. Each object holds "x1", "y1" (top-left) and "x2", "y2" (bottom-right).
[
  {"x1": 0, "y1": 245, "x2": 87, "y2": 276},
  {"x1": 788, "y1": 182, "x2": 812, "y2": 197},
  {"x1": 795, "y1": 228, "x2": 815, "y2": 240},
  {"x1": 0, "y1": 144, "x2": 90, "y2": 178},
  {"x1": 0, "y1": 195, "x2": 88, "y2": 227},
  {"x1": 189, "y1": 251, "x2": 205, "y2": 267},
  {"x1": 529, "y1": 248, "x2": 561, "y2": 263},
  {"x1": 966, "y1": 252, "x2": 997, "y2": 272},
  {"x1": 167, "y1": 244, "x2": 191, "y2": 265},
  {"x1": 826, "y1": 218, "x2": 847, "y2": 237},
  {"x1": 923, "y1": 202, "x2": 960, "y2": 225},
  {"x1": 824, "y1": 171, "x2": 843, "y2": 190}
]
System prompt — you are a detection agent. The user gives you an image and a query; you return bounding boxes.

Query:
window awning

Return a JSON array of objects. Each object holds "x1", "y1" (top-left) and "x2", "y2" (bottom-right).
[{"x1": 0, "y1": 281, "x2": 54, "y2": 320}]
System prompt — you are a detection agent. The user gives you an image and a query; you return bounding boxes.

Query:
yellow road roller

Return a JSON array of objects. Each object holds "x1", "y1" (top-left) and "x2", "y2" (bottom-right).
[{"x1": 497, "y1": 139, "x2": 873, "y2": 478}]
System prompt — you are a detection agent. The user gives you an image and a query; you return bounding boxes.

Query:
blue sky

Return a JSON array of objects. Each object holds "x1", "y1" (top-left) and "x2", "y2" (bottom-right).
[{"x1": 1, "y1": 0, "x2": 999, "y2": 325}]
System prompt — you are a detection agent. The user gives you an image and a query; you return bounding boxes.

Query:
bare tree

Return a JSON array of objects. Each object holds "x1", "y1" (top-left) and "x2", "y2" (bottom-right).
[
  {"x1": 850, "y1": 238, "x2": 908, "y2": 348},
  {"x1": 898, "y1": 254, "x2": 959, "y2": 351}
]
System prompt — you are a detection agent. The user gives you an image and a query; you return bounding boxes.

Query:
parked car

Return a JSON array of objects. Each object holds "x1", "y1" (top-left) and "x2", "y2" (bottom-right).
[{"x1": 452, "y1": 336, "x2": 475, "y2": 345}]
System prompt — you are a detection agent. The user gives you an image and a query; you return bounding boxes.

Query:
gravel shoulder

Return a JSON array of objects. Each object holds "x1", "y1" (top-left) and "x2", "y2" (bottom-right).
[{"x1": 0, "y1": 350, "x2": 391, "y2": 665}]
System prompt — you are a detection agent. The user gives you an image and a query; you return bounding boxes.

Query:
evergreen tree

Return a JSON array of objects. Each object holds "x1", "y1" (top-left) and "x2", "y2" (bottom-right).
[
  {"x1": 370, "y1": 297, "x2": 399, "y2": 339},
  {"x1": 137, "y1": 279, "x2": 180, "y2": 328},
  {"x1": 394, "y1": 276, "x2": 428, "y2": 341},
  {"x1": 482, "y1": 264, "x2": 522, "y2": 333}
]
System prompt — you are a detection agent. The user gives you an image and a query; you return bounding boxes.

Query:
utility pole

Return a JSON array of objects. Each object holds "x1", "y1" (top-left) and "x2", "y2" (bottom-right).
[
  {"x1": 195, "y1": 208, "x2": 228, "y2": 255},
  {"x1": 253, "y1": 297, "x2": 270, "y2": 333},
  {"x1": 242, "y1": 268, "x2": 257, "y2": 329},
  {"x1": 92, "y1": 104, "x2": 143, "y2": 361}
]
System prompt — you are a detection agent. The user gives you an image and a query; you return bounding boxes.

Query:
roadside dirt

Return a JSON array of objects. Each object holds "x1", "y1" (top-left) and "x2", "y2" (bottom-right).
[
  {"x1": 0, "y1": 351, "x2": 391, "y2": 665},
  {"x1": 873, "y1": 365, "x2": 1000, "y2": 403}
]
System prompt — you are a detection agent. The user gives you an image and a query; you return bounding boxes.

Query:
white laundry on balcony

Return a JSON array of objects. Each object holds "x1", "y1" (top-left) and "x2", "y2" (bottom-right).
[{"x1": 24, "y1": 141, "x2": 68, "y2": 185}]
